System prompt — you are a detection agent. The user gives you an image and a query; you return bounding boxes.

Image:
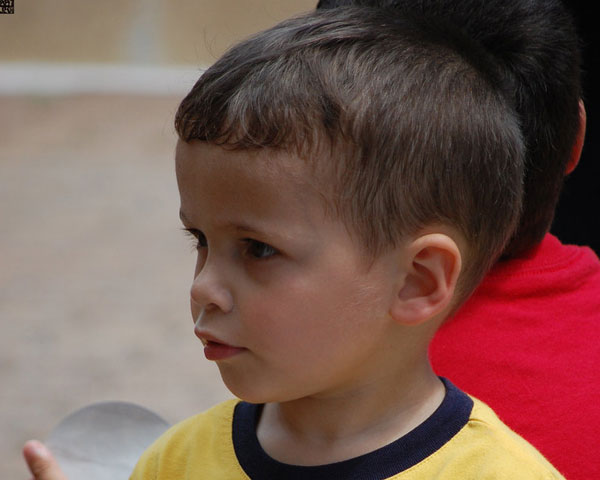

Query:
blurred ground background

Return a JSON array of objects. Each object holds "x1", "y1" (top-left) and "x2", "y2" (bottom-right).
[{"x1": 0, "y1": 1, "x2": 314, "y2": 477}]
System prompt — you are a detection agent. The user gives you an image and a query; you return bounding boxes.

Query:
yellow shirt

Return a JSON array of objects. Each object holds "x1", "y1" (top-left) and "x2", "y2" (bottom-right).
[{"x1": 130, "y1": 379, "x2": 563, "y2": 479}]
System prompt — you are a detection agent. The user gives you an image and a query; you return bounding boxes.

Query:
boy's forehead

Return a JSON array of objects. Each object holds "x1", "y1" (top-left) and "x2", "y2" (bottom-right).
[
  {"x1": 176, "y1": 140, "x2": 310, "y2": 181},
  {"x1": 175, "y1": 140, "x2": 330, "y2": 217}
]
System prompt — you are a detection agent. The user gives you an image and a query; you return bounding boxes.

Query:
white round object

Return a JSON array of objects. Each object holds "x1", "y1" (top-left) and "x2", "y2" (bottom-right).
[{"x1": 46, "y1": 401, "x2": 170, "y2": 480}]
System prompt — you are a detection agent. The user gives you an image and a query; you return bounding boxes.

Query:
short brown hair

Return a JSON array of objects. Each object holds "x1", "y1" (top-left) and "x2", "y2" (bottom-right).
[
  {"x1": 317, "y1": 0, "x2": 582, "y2": 258},
  {"x1": 175, "y1": 7, "x2": 524, "y2": 297}
]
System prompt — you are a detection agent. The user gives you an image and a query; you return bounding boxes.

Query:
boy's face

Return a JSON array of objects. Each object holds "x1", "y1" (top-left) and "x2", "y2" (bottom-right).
[{"x1": 176, "y1": 140, "x2": 404, "y2": 404}]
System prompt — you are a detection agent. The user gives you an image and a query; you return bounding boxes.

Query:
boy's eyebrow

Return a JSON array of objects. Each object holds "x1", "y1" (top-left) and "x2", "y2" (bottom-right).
[
  {"x1": 179, "y1": 209, "x2": 278, "y2": 237},
  {"x1": 234, "y1": 223, "x2": 268, "y2": 236}
]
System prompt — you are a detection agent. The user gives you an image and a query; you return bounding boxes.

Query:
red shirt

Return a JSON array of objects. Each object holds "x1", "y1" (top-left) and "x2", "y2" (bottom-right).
[{"x1": 430, "y1": 234, "x2": 600, "y2": 479}]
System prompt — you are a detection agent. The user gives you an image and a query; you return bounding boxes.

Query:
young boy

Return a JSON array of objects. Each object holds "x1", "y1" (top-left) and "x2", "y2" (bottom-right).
[{"x1": 125, "y1": 7, "x2": 564, "y2": 479}]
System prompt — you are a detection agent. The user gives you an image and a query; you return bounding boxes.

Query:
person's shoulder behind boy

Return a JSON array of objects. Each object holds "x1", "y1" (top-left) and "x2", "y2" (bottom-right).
[{"x1": 431, "y1": 234, "x2": 600, "y2": 479}]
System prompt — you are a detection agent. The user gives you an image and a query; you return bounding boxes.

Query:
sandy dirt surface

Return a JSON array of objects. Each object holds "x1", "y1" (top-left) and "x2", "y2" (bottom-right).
[{"x1": 0, "y1": 95, "x2": 232, "y2": 478}]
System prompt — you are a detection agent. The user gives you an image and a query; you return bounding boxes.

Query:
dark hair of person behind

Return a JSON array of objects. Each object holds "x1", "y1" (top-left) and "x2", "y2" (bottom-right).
[
  {"x1": 551, "y1": 0, "x2": 600, "y2": 254},
  {"x1": 317, "y1": 0, "x2": 582, "y2": 258},
  {"x1": 175, "y1": 7, "x2": 525, "y2": 299}
]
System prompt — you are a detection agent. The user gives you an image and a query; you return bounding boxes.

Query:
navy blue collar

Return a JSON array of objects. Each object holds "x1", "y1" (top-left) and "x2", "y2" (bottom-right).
[{"x1": 233, "y1": 377, "x2": 473, "y2": 480}]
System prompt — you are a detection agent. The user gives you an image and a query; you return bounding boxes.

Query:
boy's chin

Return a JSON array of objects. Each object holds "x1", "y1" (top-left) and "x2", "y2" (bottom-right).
[{"x1": 217, "y1": 367, "x2": 305, "y2": 405}]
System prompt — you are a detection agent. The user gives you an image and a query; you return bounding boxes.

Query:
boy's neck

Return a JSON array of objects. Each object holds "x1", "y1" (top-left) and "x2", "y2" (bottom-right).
[{"x1": 256, "y1": 362, "x2": 444, "y2": 466}]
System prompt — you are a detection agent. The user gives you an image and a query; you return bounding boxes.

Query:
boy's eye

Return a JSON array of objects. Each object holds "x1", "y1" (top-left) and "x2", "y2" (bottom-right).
[
  {"x1": 183, "y1": 228, "x2": 207, "y2": 250},
  {"x1": 244, "y1": 239, "x2": 278, "y2": 259}
]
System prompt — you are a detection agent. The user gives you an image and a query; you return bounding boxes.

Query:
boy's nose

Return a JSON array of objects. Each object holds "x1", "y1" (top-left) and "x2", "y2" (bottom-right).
[{"x1": 190, "y1": 263, "x2": 233, "y2": 315}]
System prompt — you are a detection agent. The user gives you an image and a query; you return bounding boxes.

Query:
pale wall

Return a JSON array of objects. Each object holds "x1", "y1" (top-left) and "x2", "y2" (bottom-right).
[{"x1": 0, "y1": 0, "x2": 316, "y2": 65}]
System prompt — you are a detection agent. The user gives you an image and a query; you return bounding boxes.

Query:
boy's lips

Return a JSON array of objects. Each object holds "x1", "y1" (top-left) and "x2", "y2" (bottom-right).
[{"x1": 194, "y1": 330, "x2": 246, "y2": 361}]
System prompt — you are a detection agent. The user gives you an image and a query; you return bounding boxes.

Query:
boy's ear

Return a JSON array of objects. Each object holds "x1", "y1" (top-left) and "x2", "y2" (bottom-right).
[
  {"x1": 389, "y1": 233, "x2": 461, "y2": 326},
  {"x1": 565, "y1": 99, "x2": 586, "y2": 175}
]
